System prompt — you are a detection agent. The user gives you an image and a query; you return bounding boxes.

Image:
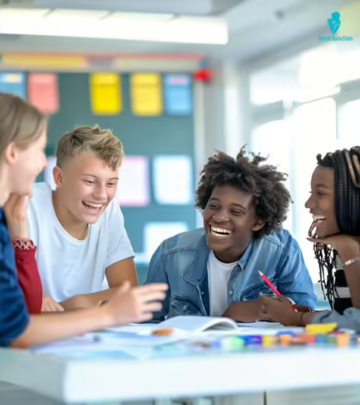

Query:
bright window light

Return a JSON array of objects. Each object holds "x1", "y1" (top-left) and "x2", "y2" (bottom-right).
[{"x1": 0, "y1": 8, "x2": 228, "y2": 45}]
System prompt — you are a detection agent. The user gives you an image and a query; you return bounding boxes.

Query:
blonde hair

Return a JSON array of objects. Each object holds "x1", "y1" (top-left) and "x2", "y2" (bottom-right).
[
  {"x1": 0, "y1": 93, "x2": 47, "y2": 156},
  {"x1": 56, "y1": 125, "x2": 124, "y2": 171}
]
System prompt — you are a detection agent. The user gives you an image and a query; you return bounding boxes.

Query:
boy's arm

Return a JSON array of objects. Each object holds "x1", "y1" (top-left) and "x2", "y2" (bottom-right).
[
  {"x1": 276, "y1": 233, "x2": 317, "y2": 308},
  {"x1": 60, "y1": 258, "x2": 138, "y2": 310}
]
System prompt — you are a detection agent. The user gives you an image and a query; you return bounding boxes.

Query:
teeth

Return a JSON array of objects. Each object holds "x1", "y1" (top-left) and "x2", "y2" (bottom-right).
[
  {"x1": 211, "y1": 226, "x2": 232, "y2": 235},
  {"x1": 312, "y1": 215, "x2": 326, "y2": 221},
  {"x1": 83, "y1": 202, "x2": 104, "y2": 209}
]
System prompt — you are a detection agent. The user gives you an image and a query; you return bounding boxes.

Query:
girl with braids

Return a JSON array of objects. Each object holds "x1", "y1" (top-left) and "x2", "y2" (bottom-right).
[
  {"x1": 144, "y1": 147, "x2": 316, "y2": 322},
  {"x1": 261, "y1": 147, "x2": 360, "y2": 330}
]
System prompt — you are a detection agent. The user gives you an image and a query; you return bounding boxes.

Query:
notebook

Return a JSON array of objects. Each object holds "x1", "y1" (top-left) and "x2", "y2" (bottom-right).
[{"x1": 108, "y1": 316, "x2": 238, "y2": 335}]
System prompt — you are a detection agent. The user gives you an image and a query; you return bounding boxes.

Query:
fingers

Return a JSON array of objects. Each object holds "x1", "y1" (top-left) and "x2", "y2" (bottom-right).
[
  {"x1": 141, "y1": 302, "x2": 162, "y2": 313},
  {"x1": 138, "y1": 291, "x2": 167, "y2": 303},
  {"x1": 135, "y1": 284, "x2": 168, "y2": 296}
]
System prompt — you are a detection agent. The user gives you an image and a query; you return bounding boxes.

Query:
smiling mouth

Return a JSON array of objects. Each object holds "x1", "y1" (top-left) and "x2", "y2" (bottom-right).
[
  {"x1": 82, "y1": 201, "x2": 105, "y2": 214},
  {"x1": 312, "y1": 215, "x2": 326, "y2": 228},
  {"x1": 209, "y1": 225, "x2": 232, "y2": 238}
]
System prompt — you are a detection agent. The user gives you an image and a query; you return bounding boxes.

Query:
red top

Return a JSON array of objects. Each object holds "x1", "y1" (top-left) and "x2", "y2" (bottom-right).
[{"x1": 15, "y1": 247, "x2": 43, "y2": 314}]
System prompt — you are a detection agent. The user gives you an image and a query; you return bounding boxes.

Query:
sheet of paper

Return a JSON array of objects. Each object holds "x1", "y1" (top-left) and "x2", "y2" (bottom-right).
[
  {"x1": 131, "y1": 73, "x2": 162, "y2": 116},
  {"x1": 164, "y1": 74, "x2": 192, "y2": 115},
  {"x1": 90, "y1": 73, "x2": 122, "y2": 115},
  {"x1": 144, "y1": 222, "x2": 188, "y2": 261},
  {"x1": 153, "y1": 155, "x2": 193, "y2": 204},
  {"x1": 0, "y1": 72, "x2": 26, "y2": 97},
  {"x1": 116, "y1": 156, "x2": 149, "y2": 206},
  {"x1": 28, "y1": 73, "x2": 59, "y2": 114},
  {"x1": 44, "y1": 156, "x2": 57, "y2": 190}
]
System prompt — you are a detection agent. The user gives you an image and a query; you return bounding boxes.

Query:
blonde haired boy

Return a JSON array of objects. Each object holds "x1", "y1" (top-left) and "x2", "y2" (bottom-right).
[{"x1": 28, "y1": 125, "x2": 138, "y2": 311}]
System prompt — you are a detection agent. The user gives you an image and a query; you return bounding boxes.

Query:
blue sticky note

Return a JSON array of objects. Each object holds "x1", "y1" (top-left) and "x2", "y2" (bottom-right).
[
  {"x1": 0, "y1": 72, "x2": 26, "y2": 98},
  {"x1": 164, "y1": 74, "x2": 192, "y2": 115}
]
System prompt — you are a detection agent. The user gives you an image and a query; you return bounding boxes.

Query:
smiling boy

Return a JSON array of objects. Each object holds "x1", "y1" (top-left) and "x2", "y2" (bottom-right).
[
  {"x1": 27, "y1": 125, "x2": 138, "y2": 311},
  {"x1": 144, "y1": 148, "x2": 316, "y2": 322}
]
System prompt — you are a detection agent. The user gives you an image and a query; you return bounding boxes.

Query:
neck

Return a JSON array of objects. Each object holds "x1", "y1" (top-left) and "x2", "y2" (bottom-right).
[
  {"x1": 52, "y1": 189, "x2": 88, "y2": 240},
  {"x1": 214, "y1": 241, "x2": 252, "y2": 264},
  {"x1": 0, "y1": 166, "x2": 12, "y2": 207}
]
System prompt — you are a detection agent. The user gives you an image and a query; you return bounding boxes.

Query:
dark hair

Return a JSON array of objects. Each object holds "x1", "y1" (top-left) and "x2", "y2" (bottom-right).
[
  {"x1": 195, "y1": 146, "x2": 291, "y2": 238},
  {"x1": 309, "y1": 147, "x2": 360, "y2": 308}
]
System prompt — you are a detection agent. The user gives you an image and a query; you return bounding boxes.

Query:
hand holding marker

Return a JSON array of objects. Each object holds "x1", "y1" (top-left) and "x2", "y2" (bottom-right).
[{"x1": 258, "y1": 271, "x2": 297, "y2": 311}]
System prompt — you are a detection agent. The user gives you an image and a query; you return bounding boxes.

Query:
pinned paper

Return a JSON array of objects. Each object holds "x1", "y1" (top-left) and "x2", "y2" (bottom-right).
[
  {"x1": 131, "y1": 73, "x2": 162, "y2": 116},
  {"x1": 164, "y1": 74, "x2": 192, "y2": 115},
  {"x1": 90, "y1": 73, "x2": 122, "y2": 115},
  {"x1": 153, "y1": 155, "x2": 193, "y2": 205},
  {"x1": 116, "y1": 156, "x2": 150, "y2": 207},
  {"x1": 144, "y1": 222, "x2": 188, "y2": 261},
  {"x1": 28, "y1": 73, "x2": 59, "y2": 114},
  {"x1": 0, "y1": 72, "x2": 26, "y2": 98},
  {"x1": 44, "y1": 156, "x2": 57, "y2": 190}
]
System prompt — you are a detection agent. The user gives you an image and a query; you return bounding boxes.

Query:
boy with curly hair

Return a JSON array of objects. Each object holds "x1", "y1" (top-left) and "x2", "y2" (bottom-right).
[{"x1": 144, "y1": 147, "x2": 316, "y2": 322}]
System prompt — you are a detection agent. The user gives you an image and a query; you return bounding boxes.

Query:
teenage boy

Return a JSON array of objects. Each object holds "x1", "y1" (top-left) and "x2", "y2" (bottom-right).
[{"x1": 28, "y1": 125, "x2": 137, "y2": 311}]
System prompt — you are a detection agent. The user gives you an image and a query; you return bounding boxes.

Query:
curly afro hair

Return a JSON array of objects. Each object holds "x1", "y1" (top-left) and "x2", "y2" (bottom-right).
[{"x1": 195, "y1": 146, "x2": 292, "y2": 238}]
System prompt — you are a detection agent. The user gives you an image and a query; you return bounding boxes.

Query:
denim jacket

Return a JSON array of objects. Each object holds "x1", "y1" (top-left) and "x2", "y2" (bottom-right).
[{"x1": 144, "y1": 228, "x2": 317, "y2": 321}]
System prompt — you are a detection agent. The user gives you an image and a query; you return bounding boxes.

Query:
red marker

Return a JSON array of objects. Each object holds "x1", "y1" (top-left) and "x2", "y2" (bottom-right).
[{"x1": 258, "y1": 271, "x2": 297, "y2": 310}]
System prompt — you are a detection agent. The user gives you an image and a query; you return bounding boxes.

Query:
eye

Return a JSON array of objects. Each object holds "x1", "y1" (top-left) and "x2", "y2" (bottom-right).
[
  {"x1": 317, "y1": 192, "x2": 326, "y2": 196},
  {"x1": 208, "y1": 204, "x2": 218, "y2": 209},
  {"x1": 84, "y1": 180, "x2": 95, "y2": 185},
  {"x1": 231, "y1": 211, "x2": 243, "y2": 216},
  {"x1": 107, "y1": 182, "x2": 118, "y2": 187}
]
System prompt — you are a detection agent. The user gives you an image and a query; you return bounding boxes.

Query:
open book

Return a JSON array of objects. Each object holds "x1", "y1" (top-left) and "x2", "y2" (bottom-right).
[{"x1": 107, "y1": 316, "x2": 238, "y2": 335}]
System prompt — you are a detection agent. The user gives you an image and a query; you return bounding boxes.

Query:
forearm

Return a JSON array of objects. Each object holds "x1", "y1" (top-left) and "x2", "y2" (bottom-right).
[
  {"x1": 11, "y1": 307, "x2": 111, "y2": 349},
  {"x1": 343, "y1": 263, "x2": 360, "y2": 309},
  {"x1": 60, "y1": 288, "x2": 118, "y2": 311},
  {"x1": 223, "y1": 301, "x2": 263, "y2": 322}
]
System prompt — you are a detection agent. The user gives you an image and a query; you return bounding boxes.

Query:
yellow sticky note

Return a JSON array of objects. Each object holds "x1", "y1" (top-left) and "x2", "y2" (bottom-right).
[
  {"x1": 305, "y1": 323, "x2": 337, "y2": 335},
  {"x1": 339, "y1": 2, "x2": 360, "y2": 37},
  {"x1": 90, "y1": 73, "x2": 122, "y2": 115},
  {"x1": 131, "y1": 73, "x2": 162, "y2": 116}
]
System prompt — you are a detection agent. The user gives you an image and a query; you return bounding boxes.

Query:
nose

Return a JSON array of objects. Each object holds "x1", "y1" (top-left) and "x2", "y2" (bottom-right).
[
  {"x1": 94, "y1": 183, "x2": 107, "y2": 201},
  {"x1": 212, "y1": 210, "x2": 230, "y2": 223},
  {"x1": 305, "y1": 193, "x2": 315, "y2": 209}
]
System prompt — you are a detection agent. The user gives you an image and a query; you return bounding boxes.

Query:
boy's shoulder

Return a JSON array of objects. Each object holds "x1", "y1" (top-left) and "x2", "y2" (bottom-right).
[
  {"x1": 30, "y1": 182, "x2": 52, "y2": 207},
  {"x1": 259, "y1": 228, "x2": 297, "y2": 250},
  {"x1": 162, "y1": 228, "x2": 206, "y2": 253}
]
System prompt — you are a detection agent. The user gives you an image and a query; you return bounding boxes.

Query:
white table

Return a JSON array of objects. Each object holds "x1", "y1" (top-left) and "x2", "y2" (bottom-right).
[{"x1": 1, "y1": 346, "x2": 360, "y2": 405}]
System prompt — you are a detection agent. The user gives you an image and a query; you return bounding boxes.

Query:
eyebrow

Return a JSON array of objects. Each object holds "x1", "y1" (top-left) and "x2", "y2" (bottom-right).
[
  {"x1": 315, "y1": 183, "x2": 330, "y2": 189},
  {"x1": 82, "y1": 174, "x2": 119, "y2": 181},
  {"x1": 209, "y1": 197, "x2": 247, "y2": 210}
]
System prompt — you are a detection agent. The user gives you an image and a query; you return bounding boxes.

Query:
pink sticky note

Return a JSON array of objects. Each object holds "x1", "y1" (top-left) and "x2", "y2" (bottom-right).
[{"x1": 28, "y1": 73, "x2": 59, "y2": 114}]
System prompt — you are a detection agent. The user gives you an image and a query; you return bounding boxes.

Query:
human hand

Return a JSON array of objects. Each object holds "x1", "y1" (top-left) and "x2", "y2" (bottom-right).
[
  {"x1": 307, "y1": 235, "x2": 360, "y2": 263},
  {"x1": 3, "y1": 194, "x2": 31, "y2": 239},
  {"x1": 104, "y1": 282, "x2": 168, "y2": 325},
  {"x1": 259, "y1": 295, "x2": 302, "y2": 326},
  {"x1": 41, "y1": 295, "x2": 65, "y2": 312}
]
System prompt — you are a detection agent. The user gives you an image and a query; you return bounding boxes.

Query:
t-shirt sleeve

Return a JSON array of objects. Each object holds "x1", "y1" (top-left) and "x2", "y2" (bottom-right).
[
  {"x1": 105, "y1": 201, "x2": 135, "y2": 269},
  {"x1": 0, "y1": 222, "x2": 29, "y2": 346}
]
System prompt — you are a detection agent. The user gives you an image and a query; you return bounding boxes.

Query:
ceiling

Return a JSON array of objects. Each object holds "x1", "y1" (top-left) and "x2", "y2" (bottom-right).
[{"x1": 0, "y1": 0, "x2": 357, "y2": 62}]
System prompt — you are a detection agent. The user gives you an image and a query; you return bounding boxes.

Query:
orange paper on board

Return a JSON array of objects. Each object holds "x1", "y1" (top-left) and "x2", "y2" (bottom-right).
[{"x1": 28, "y1": 73, "x2": 59, "y2": 114}]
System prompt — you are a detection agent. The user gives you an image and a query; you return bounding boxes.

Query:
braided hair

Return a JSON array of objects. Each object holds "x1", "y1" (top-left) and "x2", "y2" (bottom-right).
[{"x1": 308, "y1": 147, "x2": 360, "y2": 308}]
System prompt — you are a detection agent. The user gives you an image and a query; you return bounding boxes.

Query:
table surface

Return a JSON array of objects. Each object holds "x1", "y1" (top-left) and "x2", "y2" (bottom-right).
[{"x1": 0, "y1": 345, "x2": 359, "y2": 404}]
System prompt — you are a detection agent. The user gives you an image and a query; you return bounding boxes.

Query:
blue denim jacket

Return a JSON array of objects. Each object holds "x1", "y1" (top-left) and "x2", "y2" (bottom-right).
[{"x1": 144, "y1": 228, "x2": 317, "y2": 321}]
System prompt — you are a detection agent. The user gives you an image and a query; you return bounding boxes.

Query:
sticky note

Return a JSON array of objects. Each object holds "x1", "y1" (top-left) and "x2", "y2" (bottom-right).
[
  {"x1": 0, "y1": 72, "x2": 26, "y2": 98},
  {"x1": 116, "y1": 156, "x2": 150, "y2": 207},
  {"x1": 164, "y1": 74, "x2": 192, "y2": 115},
  {"x1": 153, "y1": 155, "x2": 193, "y2": 205},
  {"x1": 90, "y1": 73, "x2": 122, "y2": 115},
  {"x1": 131, "y1": 73, "x2": 162, "y2": 116},
  {"x1": 28, "y1": 73, "x2": 59, "y2": 114}
]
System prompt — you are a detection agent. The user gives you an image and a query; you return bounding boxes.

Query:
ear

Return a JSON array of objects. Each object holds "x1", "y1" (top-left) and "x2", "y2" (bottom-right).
[
  {"x1": 251, "y1": 218, "x2": 265, "y2": 232},
  {"x1": 3, "y1": 142, "x2": 19, "y2": 165},
  {"x1": 52, "y1": 166, "x2": 64, "y2": 189}
]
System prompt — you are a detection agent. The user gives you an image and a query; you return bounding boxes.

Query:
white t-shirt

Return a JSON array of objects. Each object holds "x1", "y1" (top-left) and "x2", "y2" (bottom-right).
[
  {"x1": 207, "y1": 251, "x2": 237, "y2": 317},
  {"x1": 27, "y1": 182, "x2": 135, "y2": 302}
]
